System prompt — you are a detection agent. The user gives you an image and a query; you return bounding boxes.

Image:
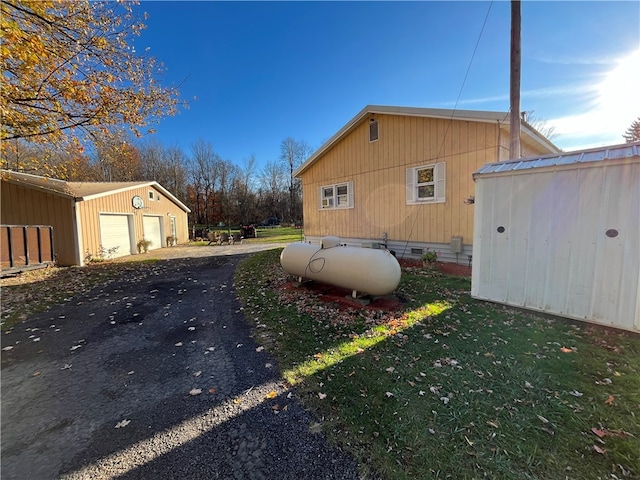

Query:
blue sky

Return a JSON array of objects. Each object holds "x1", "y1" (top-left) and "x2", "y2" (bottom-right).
[{"x1": 137, "y1": 1, "x2": 640, "y2": 167}]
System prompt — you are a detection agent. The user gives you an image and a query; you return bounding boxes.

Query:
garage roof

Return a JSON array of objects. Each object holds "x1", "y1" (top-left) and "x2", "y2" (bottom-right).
[
  {"x1": 1, "y1": 170, "x2": 190, "y2": 212},
  {"x1": 474, "y1": 142, "x2": 640, "y2": 177}
]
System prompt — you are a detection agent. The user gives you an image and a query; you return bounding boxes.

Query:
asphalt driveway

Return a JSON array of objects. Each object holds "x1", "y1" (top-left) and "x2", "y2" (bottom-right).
[{"x1": 1, "y1": 245, "x2": 360, "y2": 479}]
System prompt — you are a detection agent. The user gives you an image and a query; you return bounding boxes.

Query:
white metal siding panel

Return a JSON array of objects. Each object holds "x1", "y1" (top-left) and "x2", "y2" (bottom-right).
[
  {"x1": 564, "y1": 168, "x2": 601, "y2": 319},
  {"x1": 523, "y1": 172, "x2": 554, "y2": 309},
  {"x1": 504, "y1": 175, "x2": 532, "y2": 306},
  {"x1": 471, "y1": 178, "x2": 495, "y2": 298},
  {"x1": 590, "y1": 164, "x2": 639, "y2": 328},
  {"x1": 99, "y1": 214, "x2": 133, "y2": 258},
  {"x1": 485, "y1": 177, "x2": 512, "y2": 301},
  {"x1": 142, "y1": 216, "x2": 163, "y2": 251},
  {"x1": 543, "y1": 170, "x2": 579, "y2": 315},
  {"x1": 473, "y1": 159, "x2": 640, "y2": 333}
]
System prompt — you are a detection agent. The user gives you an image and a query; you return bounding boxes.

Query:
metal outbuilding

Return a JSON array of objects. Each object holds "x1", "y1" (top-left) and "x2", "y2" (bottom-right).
[
  {"x1": 1, "y1": 170, "x2": 190, "y2": 267},
  {"x1": 471, "y1": 142, "x2": 640, "y2": 333}
]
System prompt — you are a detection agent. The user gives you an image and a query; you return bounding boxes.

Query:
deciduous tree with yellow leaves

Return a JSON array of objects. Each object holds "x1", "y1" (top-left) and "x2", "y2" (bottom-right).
[{"x1": 1, "y1": 0, "x2": 182, "y2": 164}]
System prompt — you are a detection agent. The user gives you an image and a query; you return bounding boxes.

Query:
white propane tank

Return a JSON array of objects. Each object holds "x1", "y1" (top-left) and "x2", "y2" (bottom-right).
[{"x1": 280, "y1": 237, "x2": 401, "y2": 296}]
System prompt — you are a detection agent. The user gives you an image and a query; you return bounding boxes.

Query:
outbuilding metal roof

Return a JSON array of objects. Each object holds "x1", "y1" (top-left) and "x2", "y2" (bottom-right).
[
  {"x1": 1, "y1": 170, "x2": 191, "y2": 212},
  {"x1": 474, "y1": 142, "x2": 640, "y2": 177}
]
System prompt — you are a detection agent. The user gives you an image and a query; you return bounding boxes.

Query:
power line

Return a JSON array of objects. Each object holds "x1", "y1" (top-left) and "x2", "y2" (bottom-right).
[{"x1": 399, "y1": 1, "x2": 494, "y2": 258}]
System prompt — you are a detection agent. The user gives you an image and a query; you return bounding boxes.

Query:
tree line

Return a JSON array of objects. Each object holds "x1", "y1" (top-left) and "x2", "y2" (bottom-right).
[{"x1": 3, "y1": 134, "x2": 311, "y2": 231}]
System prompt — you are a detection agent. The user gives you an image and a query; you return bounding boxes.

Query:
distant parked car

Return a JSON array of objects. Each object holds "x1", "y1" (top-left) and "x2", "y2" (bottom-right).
[{"x1": 259, "y1": 217, "x2": 280, "y2": 227}]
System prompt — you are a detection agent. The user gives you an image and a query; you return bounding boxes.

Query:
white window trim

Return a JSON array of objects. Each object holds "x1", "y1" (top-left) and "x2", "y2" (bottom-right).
[
  {"x1": 406, "y1": 162, "x2": 446, "y2": 204},
  {"x1": 318, "y1": 181, "x2": 354, "y2": 210}
]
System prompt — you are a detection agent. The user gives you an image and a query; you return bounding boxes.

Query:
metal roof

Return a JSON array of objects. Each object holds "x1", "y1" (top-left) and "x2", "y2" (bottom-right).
[
  {"x1": 474, "y1": 142, "x2": 640, "y2": 177},
  {"x1": 295, "y1": 105, "x2": 560, "y2": 177},
  {"x1": 1, "y1": 170, "x2": 191, "y2": 212}
]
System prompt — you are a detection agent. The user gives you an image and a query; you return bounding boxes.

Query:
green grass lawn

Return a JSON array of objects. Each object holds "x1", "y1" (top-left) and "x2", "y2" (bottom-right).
[
  {"x1": 189, "y1": 226, "x2": 304, "y2": 246},
  {"x1": 235, "y1": 249, "x2": 640, "y2": 480}
]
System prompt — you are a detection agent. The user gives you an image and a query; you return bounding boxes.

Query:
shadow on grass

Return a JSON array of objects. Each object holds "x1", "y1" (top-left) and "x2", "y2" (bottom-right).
[{"x1": 236, "y1": 249, "x2": 640, "y2": 480}]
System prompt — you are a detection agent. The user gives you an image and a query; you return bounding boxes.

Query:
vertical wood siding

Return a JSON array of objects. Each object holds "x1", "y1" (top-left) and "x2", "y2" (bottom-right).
[
  {"x1": 78, "y1": 186, "x2": 188, "y2": 260},
  {"x1": 1, "y1": 182, "x2": 76, "y2": 265},
  {"x1": 300, "y1": 114, "x2": 551, "y2": 246}
]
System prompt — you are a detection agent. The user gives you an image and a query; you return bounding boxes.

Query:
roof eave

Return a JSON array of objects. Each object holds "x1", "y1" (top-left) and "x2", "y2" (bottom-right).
[
  {"x1": 294, "y1": 105, "x2": 559, "y2": 177},
  {"x1": 79, "y1": 182, "x2": 191, "y2": 213}
]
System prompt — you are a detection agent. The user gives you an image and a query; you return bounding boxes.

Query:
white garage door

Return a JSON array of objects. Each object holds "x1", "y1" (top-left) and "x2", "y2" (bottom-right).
[
  {"x1": 143, "y1": 216, "x2": 163, "y2": 251},
  {"x1": 99, "y1": 214, "x2": 132, "y2": 258}
]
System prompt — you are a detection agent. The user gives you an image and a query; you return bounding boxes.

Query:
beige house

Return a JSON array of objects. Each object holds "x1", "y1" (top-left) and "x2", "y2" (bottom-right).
[
  {"x1": 295, "y1": 105, "x2": 560, "y2": 262},
  {"x1": 1, "y1": 170, "x2": 190, "y2": 266}
]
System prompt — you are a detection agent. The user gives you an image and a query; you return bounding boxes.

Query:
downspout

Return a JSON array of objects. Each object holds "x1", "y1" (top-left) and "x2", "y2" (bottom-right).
[{"x1": 73, "y1": 198, "x2": 84, "y2": 266}]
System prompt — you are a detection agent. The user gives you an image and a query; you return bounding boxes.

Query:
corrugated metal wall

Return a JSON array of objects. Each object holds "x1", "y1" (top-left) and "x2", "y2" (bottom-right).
[{"x1": 472, "y1": 160, "x2": 640, "y2": 332}]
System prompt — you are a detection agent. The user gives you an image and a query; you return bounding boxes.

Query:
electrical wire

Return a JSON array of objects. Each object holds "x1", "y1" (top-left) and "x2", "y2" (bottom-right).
[{"x1": 399, "y1": 1, "x2": 494, "y2": 258}]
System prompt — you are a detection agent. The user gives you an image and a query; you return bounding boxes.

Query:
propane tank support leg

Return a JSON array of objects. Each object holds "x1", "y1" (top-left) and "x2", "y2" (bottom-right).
[{"x1": 347, "y1": 290, "x2": 371, "y2": 306}]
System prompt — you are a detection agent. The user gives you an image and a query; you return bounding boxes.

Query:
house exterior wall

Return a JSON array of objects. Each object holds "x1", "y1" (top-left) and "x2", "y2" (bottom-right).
[
  {"x1": 300, "y1": 114, "x2": 551, "y2": 259},
  {"x1": 1, "y1": 181, "x2": 78, "y2": 266},
  {"x1": 77, "y1": 185, "x2": 189, "y2": 261},
  {"x1": 471, "y1": 158, "x2": 640, "y2": 332}
]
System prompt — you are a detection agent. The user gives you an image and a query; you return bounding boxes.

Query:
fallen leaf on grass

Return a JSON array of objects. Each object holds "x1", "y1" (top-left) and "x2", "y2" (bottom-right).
[
  {"x1": 605, "y1": 395, "x2": 615, "y2": 405},
  {"x1": 591, "y1": 427, "x2": 629, "y2": 438},
  {"x1": 318, "y1": 392, "x2": 327, "y2": 399},
  {"x1": 256, "y1": 346, "x2": 264, "y2": 352},
  {"x1": 560, "y1": 347, "x2": 573, "y2": 353},
  {"x1": 385, "y1": 392, "x2": 394, "y2": 398},
  {"x1": 592, "y1": 445, "x2": 606, "y2": 455},
  {"x1": 537, "y1": 415, "x2": 549, "y2": 424}
]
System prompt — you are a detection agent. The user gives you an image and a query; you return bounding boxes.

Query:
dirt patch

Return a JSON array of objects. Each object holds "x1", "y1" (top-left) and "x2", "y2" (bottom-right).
[
  {"x1": 280, "y1": 281, "x2": 405, "y2": 312},
  {"x1": 399, "y1": 259, "x2": 471, "y2": 277}
]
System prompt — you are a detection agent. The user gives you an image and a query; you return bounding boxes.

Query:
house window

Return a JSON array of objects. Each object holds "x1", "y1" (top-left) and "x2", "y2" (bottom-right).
[
  {"x1": 406, "y1": 162, "x2": 446, "y2": 204},
  {"x1": 369, "y1": 120, "x2": 379, "y2": 142},
  {"x1": 148, "y1": 191, "x2": 155, "y2": 201},
  {"x1": 319, "y1": 181, "x2": 354, "y2": 209}
]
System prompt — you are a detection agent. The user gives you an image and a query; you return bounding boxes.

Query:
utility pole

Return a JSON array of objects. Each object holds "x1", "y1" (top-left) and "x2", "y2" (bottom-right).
[{"x1": 510, "y1": 0, "x2": 521, "y2": 159}]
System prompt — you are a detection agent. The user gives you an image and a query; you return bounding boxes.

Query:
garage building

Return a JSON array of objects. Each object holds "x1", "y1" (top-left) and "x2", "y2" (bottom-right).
[{"x1": 1, "y1": 170, "x2": 190, "y2": 266}]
